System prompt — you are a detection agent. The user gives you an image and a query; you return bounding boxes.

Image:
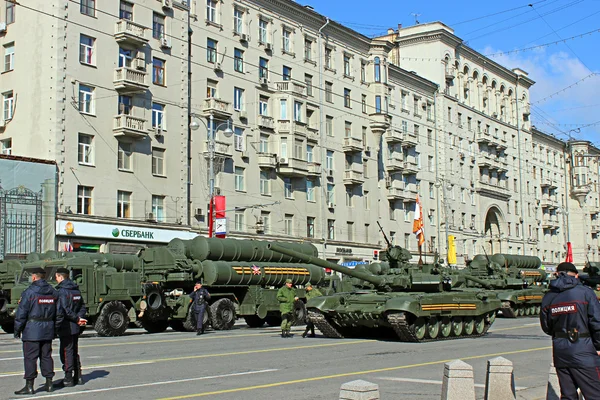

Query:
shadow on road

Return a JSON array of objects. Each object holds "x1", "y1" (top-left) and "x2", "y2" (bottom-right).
[{"x1": 82, "y1": 369, "x2": 110, "y2": 383}]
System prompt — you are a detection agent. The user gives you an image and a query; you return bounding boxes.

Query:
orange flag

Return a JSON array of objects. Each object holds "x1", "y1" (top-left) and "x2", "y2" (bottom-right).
[{"x1": 412, "y1": 195, "x2": 425, "y2": 247}]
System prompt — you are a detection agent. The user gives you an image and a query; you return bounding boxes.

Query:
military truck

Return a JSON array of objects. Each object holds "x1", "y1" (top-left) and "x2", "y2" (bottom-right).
[
  {"x1": 5, "y1": 237, "x2": 339, "y2": 336},
  {"x1": 581, "y1": 262, "x2": 600, "y2": 300}
]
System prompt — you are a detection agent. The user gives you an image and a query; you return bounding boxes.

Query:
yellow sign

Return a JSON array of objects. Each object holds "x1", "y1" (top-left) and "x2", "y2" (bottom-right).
[
  {"x1": 447, "y1": 235, "x2": 457, "y2": 265},
  {"x1": 65, "y1": 222, "x2": 74, "y2": 235}
]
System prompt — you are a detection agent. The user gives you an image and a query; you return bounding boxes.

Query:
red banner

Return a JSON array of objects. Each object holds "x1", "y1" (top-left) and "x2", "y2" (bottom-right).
[
  {"x1": 565, "y1": 242, "x2": 573, "y2": 263},
  {"x1": 214, "y1": 195, "x2": 226, "y2": 238}
]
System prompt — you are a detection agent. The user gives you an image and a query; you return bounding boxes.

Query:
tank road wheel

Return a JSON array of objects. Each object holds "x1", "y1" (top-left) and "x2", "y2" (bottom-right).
[
  {"x1": 463, "y1": 317, "x2": 475, "y2": 336},
  {"x1": 516, "y1": 305, "x2": 525, "y2": 317},
  {"x1": 244, "y1": 315, "x2": 266, "y2": 328},
  {"x1": 535, "y1": 305, "x2": 541, "y2": 315},
  {"x1": 141, "y1": 319, "x2": 169, "y2": 334},
  {"x1": 210, "y1": 299, "x2": 236, "y2": 330},
  {"x1": 474, "y1": 316, "x2": 486, "y2": 335},
  {"x1": 487, "y1": 312, "x2": 496, "y2": 326},
  {"x1": 440, "y1": 317, "x2": 452, "y2": 338},
  {"x1": 265, "y1": 315, "x2": 282, "y2": 327},
  {"x1": 94, "y1": 301, "x2": 129, "y2": 337},
  {"x1": 1, "y1": 322, "x2": 14, "y2": 334},
  {"x1": 524, "y1": 305, "x2": 532, "y2": 316},
  {"x1": 293, "y1": 301, "x2": 307, "y2": 326},
  {"x1": 426, "y1": 317, "x2": 440, "y2": 339},
  {"x1": 410, "y1": 317, "x2": 427, "y2": 341},
  {"x1": 451, "y1": 317, "x2": 463, "y2": 336}
]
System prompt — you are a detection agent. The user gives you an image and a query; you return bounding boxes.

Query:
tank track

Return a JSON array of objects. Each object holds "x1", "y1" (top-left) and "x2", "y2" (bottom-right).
[
  {"x1": 307, "y1": 310, "x2": 344, "y2": 338},
  {"x1": 500, "y1": 301, "x2": 540, "y2": 318},
  {"x1": 386, "y1": 312, "x2": 492, "y2": 343}
]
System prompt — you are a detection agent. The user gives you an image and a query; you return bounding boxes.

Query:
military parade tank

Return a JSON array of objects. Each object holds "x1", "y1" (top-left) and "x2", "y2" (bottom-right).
[
  {"x1": 451, "y1": 253, "x2": 548, "y2": 318},
  {"x1": 267, "y1": 243, "x2": 502, "y2": 342}
]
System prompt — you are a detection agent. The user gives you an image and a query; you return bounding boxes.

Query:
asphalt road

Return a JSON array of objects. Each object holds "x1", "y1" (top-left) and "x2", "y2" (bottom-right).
[{"x1": 0, "y1": 318, "x2": 552, "y2": 400}]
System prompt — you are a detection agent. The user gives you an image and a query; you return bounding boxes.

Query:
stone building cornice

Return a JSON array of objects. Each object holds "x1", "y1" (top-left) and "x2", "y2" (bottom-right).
[{"x1": 389, "y1": 64, "x2": 438, "y2": 95}]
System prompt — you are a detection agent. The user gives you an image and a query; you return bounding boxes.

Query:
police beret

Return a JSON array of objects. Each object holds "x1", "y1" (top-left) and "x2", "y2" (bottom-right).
[
  {"x1": 56, "y1": 268, "x2": 69, "y2": 274},
  {"x1": 557, "y1": 262, "x2": 578, "y2": 274},
  {"x1": 305, "y1": 282, "x2": 313, "y2": 288},
  {"x1": 285, "y1": 278, "x2": 293, "y2": 284},
  {"x1": 30, "y1": 267, "x2": 45, "y2": 275}
]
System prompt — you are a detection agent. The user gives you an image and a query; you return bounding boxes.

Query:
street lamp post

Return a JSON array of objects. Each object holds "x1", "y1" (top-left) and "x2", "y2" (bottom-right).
[{"x1": 190, "y1": 114, "x2": 233, "y2": 237}]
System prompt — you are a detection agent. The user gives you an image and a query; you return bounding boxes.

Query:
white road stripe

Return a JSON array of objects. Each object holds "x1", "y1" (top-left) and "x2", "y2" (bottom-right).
[
  {"x1": 377, "y1": 377, "x2": 528, "y2": 390},
  {"x1": 0, "y1": 354, "x2": 60, "y2": 362},
  {"x1": 0, "y1": 361, "x2": 154, "y2": 378},
  {"x1": 15, "y1": 369, "x2": 278, "y2": 399}
]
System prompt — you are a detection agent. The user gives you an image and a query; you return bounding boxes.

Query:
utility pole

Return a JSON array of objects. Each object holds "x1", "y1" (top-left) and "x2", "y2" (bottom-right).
[{"x1": 186, "y1": 8, "x2": 193, "y2": 226}]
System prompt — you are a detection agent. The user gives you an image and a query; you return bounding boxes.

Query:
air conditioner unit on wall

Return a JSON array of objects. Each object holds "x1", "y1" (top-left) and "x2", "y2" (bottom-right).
[
  {"x1": 214, "y1": 62, "x2": 222, "y2": 72},
  {"x1": 162, "y1": 0, "x2": 172, "y2": 9},
  {"x1": 134, "y1": 57, "x2": 146, "y2": 70},
  {"x1": 160, "y1": 36, "x2": 171, "y2": 49},
  {"x1": 0, "y1": 22, "x2": 7, "y2": 33},
  {"x1": 146, "y1": 212, "x2": 156, "y2": 221},
  {"x1": 279, "y1": 157, "x2": 288, "y2": 164},
  {"x1": 239, "y1": 33, "x2": 248, "y2": 42},
  {"x1": 265, "y1": 42, "x2": 273, "y2": 51},
  {"x1": 195, "y1": 208, "x2": 203, "y2": 217},
  {"x1": 327, "y1": 202, "x2": 334, "y2": 208},
  {"x1": 154, "y1": 127, "x2": 163, "y2": 136}
]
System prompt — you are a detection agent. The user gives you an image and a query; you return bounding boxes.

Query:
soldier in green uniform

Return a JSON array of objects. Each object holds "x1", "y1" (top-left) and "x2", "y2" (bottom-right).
[
  {"x1": 302, "y1": 282, "x2": 322, "y2": 338},
  {"x1": 277, "y1": 278, "x2": 297, "y2": 338}
]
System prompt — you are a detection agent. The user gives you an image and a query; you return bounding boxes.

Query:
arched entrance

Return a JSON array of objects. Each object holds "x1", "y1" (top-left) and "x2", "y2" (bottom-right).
[{"x1": 484, "y1": 207, "x2": 504, "y2": 254}]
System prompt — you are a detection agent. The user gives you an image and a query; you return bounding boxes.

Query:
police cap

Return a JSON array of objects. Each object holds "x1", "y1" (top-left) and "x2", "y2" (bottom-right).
[
  {"x1": 195, "y1": 280, "x2": 203, "y2": 285},
  {"x1": 305, "y1": 282, "x2": 313, "y2": 288},
  {"x1": 56, "y1": 267, "x2": 69, "y2": 275},
  {"x1": 30, "y1": 267, "x2": 45, "y2": 275},
  {"x1": 557, "y1": 262, "x2": 578, "y2": 274},
  {"x1": 285, "y1": 278, "x2": 293, "y2": 284}
]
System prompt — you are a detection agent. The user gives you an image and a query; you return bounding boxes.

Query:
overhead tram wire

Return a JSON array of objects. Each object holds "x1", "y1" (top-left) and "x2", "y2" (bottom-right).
[{"x1": 450, "y1": 0, "x2": 549, "y2": 26}]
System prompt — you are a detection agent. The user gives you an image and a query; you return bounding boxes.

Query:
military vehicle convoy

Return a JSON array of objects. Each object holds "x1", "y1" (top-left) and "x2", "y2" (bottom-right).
[
  {"x1": 451, "y1": 253, "x2": 548, "y2": 318},
  {"x1": 4, "y1": 237, "x2": 338, "y2": 337},
  {"x1": 267, "y1": 243, "x2": 502, "y2": 342}
]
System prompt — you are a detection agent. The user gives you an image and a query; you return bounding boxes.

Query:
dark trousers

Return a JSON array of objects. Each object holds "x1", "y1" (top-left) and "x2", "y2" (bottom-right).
[
  {"x1": 557, "y1": 367, "x2": 600, "y2": 400},
  {"x1": 59, "y1": 335, "x2": 80, "y2": 374},
  {"x1": 304, "y1": 320, "x2": 315, "y2": 335},
  {"x1": 195, "y1": 305, "x2": 206, "y2": 332},
  {"x1": 23, "y1": 340, "x2": 54, "y2": 380}
]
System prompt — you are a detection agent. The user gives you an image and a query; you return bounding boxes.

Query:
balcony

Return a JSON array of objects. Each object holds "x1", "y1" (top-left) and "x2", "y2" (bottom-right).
[
  {"x1": 369, "y1": 113, "x2": 391, "y2": 132},
  {"x1": 113, "y1": 67, "x2": 148, "y2": 92},
  {"x1": 307, "y1": 162, "x2": 321, "y2": 177},
  {"x1": 257, "y1": 152, "x2": 277, "y2": 169},
  {"x1": 343, "y1": 167, "x2": 365, "y2": 185},
  {"x1": 386, "y1": 156, "x2": 404, "y2": 171},
  {"x1": 257, "y1": 115, "x2": 275, "y2": 130},
  {"x1": 475, "y1": 180, "x2": 511, "y2": 200},
  {"x1": 384, "y1": 129, "x2": 403, "y2": 143},
  {"x1": 202, "y1": 98, "x2": 232, "y2": 119},
  {"x1": 114, "y1": 20, "x2": 148, "y2": 47},
  {"x1": 402, "y1": 131, "x2": 419, "y2": 147},
  {"x1": 540, "y1": 195, "x2": 559, "y2": 209},
  {"x1": 277, "y1": 120, "x2": 308, "y2": 137},
  {"x1": 572, "y1": 185, "x2": 591, "y2": 198},
  {"x1": 278, "y1": 157, "x2": 308, "y2": 177},
  {"x1": 542, "y1": 215, "x2": 559, "y2": 229},
  {"x1": 202, "y1": 140, "x2": 233, "y2": 159},
  {"x1": 591, "y1": 221, "x2": 600, "y2": 233},
  {"x1": 386, "y1": 181, "x2": 409, "y2": 201},
  {"x1": 275, "y1": 81, "x2": 307, "y2": 97},
  {"x1": 113, "y1": 114, "x2": 147, "y2": 139},
  {"x1": 343, "y1": 137, "x2": 363, "y2": 153},
  {"x1": 402, "y1": 159, "x2": 419, "y2": 174}
]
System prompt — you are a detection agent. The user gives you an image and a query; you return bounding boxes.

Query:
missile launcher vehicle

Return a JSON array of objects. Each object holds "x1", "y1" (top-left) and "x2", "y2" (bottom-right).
[{"x1": 267, "y1": 243, "x2": 502, "y2": 342}]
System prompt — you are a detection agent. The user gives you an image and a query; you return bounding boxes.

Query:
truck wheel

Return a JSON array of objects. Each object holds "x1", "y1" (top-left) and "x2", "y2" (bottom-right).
[
  {"x1": 1, "y1": 322, "x2": 14, "y2": 334},
  {"x1": 293, "y1": 302, "x2": 307, "y2": 325},
  {"x1": 244, "y1": 315, "x2": 265, "y2": 328},
  {"x1": 210, "y1": 299, "x2": 236, "y2": 330},
  {"x1": 94, "y1": 301, "x2": 129, "y2": 337},
  {"x1": 183, "y1": 308, "x2": 197, "y2": 332},
  {"x1": 141, "y1": 319, "x2": 169, "y2": 333},
  {"x1": 265, "y1": 315, "x2": 282, "y2": 327}
]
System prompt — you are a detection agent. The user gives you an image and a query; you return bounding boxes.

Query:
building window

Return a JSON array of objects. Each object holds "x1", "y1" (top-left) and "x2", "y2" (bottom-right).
[
  {"x1": 360, "y1": 61, "x2": 366, "y2": 82},
  {"x1": 1, "y1": 139, "x2": 11, "y2": 155},
  {"x1": 152, "y1": 147, "x2": 165, "y2": 176},
  {"x1": 304, "y1": 39, "x2": 312, "y2": 61},
  {"x1": 235, "y1": 167, "x2": 245, "y2": 191},
  {"x1": 152, "y1": 195, "x2": 165, "y2": 222},
  {"x1": 326, "y1": 183, "x2": 334, "y2": 204},
  {"x1": 233, "y1": 87, "x2": 244, "y2": 111},
  {"x1": 233, "y1": 8, "x2": 243, "y2": 33},
  {"x1": 234, "y1": 127, "x2": 244, "y2": 151},
  {"x1": 119, "y1": 0, "x2": 133, "y2": 20},
  {"x1": 4, "y1": 43, "x2": 14, "y2": 72},
  {"x1": 344, "y1": 54, "x2": 351, "y2": 77},
  {"x1": 117, "y1": 142, "x2": 132, "y2": 171},
  {"x1": 282, "y1": 65, "x2": 292, "y2": 81},
  {"x1": 153, "y1": 13, "x2": 165, "y2": 40},
  {"x1": 77, "y1": 186, "x2": 93, "y2": 215},
  {"x1": 234, "y1": 48, "x2": 244, "y2": 73},
  {"x1": 152, "y1": 58, "x2": 165, "y2": 85},
  {"x1": 307, "y1": 178, "x2": 315, "y2": 202},
  {"x1": 207, "y1": 38, "x2": 217, "y2": 63},
  {"x1": 293, "y1": 101, "x2": 302, "y2": 122},
  {"x1": 374, "y1": 57, "x2": 381, "y2": 82},
  {"x1": 78, "y1": 133, "x2": 93, "y2": 165},
  {"x1": 389, "y1": 202, "x2": 396, "y2": 220},
  {"x1": 362, "y1": 95, "x2": 367, "y2": 113},
  {"x1": 324, "y1": 47, "x2": 332, "y2": 69},
  {"x1": 326, "y1": 150, "x2": 334, "y2": 170},
  {"x1": 234, "y1": 211, "x2": 245, "y2": 231},
  {"x1": 375, "y1": 96, "x2": 382, "y2": 113},
  {"x1": 307, "y1": 217, "x2": 315, "y2": 238},
  {"x1": 152, "y1": 103, "x2": 165, "y2": 129},
  {"x1": 279, "y1": 99, "x2": 287, "y2": 120},
  {"x1": 118, "y1": 95, "x2": 132, "y2": 115},
  {"x1": 305, "y1": 74, "x2": 313, "y2": 96},
  {"x1": 118, "y1": 47, "x2": 132, "y2": 68},
  {"x1": 259, "y1": 57, "x2": 269, "y2": 79},
  {"x1": 258, "y1": 19, "x2": 268, "y2": 44},
  {"x1": 259, "y1": 135, "x2": 269, "y2": 153},
  {"x1": 80, "y1": 0, "x2": 95, "y2": 17},
  {"x1": 344, "y1": 88, "x2": 351, "y2": 108},
  {"x1": 284, "y1": 214, "x2": 293, "y2": 235},
  {"x1": 347, "y1": 222, "x2": 354, "y2": 241},
  {"x1": 306, "y1": 145, "x2": 314, "y2": 163},
  {"x1": 79, "y1": 35, "x2": 95, "y2": 65},
  {"x1": 259, "y1": 96, "x2": 269, "y2": 116},
  {"x1": 260, "y1": 171, "x2": 270, "y2": 195},
  {"x1": 429, "y1": 182, "x2": 435, "y2": 198},
  {"x1": 326, "y1": 116, "x2": 333, "y2": 136},
  {"x1": 117, "y1": 191, "x2": 131, "y2": 218},
  {"x1": 344, "y1": 121, "x2": 352, "y2": 137},
  {"x1": 206, "y1": 0, "x2": 217, "y2": 23},
  {"x1": 345, "y1": 187, "x2": 353, "y2": 207},
  {"x1": 327, "y1": 219, "x2": 335, "y2": 240},
  {"x1": 282, "y1": 29, "x2": 291, "y2": 53},
  {"x1": 3, "y1": 91, "x2": 14, "y2": 121},
  {"x1": 284, "y1": 177, "x2": 293, "y2": 198},
  {"x1": 325, "y1": 82, "x2": 333, "y2": 103},
  {"x1": 78, "y1": 85, "x2": 94, "y2": 114},
  {"x1": 206, "y1": 79, "x2": 217, "y2": 98}
]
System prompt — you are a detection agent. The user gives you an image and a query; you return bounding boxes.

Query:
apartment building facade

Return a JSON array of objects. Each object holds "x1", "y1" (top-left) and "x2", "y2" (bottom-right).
[{"x1": 0, "y1": 1, "x2": 593, "y2": 264}]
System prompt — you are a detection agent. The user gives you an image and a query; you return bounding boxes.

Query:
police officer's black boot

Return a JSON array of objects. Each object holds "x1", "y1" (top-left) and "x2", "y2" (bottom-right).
[
  {"x1": 309, "y1": 328, "x2": 316, "y2": 338},
  {"x1": 301, "y1": 328, "x2": 309, "y2": 338},
  {"x1": 63, "y1": 371, "x2": 75, "y2": 388},
  {"x1": 286, "y1": 330, "x2": 293, "y2": 338},
  {"x1": 14, "y1": 379, "x2": 34, "y2": 395},
  {"x1": 281, "y1": 329, "x2": 287, "y2": 338},
  {"x1": 74, "y1": 368, "x2": 84, "y2": 385},
  {"x1": 44, "y1": 377, "x2": 54, "y2": 392}
]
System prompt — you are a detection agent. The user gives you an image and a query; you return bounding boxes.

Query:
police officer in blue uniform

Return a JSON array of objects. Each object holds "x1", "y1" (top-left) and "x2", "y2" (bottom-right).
[
  {"x1": 55, "y1": 267, "x2": 88, "y2": 387},
  {"x1": 189, "y1": 281, "x2": 210, "y2": 335},
  {"x1": 13, "y1": 267, "x2": 58, "y2": 395},
  {"x1": 540, "y1": 261, "x2": 600, "y2": 399}
]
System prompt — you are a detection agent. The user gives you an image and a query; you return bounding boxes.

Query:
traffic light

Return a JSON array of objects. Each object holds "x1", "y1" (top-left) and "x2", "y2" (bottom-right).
[{"x1": 373, "y1": 250, "x2": 379, "y2": 261}]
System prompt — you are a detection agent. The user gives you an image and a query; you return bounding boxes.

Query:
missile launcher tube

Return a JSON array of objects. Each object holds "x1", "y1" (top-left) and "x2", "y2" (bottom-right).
[
  {"x1": 200, "y1": 261, "x2": 326, "y2": 286},
  {"x1": 169, "y1": 237, "x2": 319, "y2": 263},
  {"x1": 490, "y1": 254, "x2": 542, "y2": 269}
]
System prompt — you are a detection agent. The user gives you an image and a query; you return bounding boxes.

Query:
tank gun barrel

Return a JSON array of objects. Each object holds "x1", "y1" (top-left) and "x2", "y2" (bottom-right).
[
  {"x1": 461, "y1": 274, "x2": 494, "y2": 289},
  {"x1": 267, "y1": 243, "x2": 387, "y2": 289}
]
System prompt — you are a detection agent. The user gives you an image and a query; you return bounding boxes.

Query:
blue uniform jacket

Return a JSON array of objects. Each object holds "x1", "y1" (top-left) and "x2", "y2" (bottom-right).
[
  {"x1": 14, "y1": 280, "x2": 58, "y2": 342},
  {"x1": 189, "y1": 288, "x2": 211, "y2": 313},
  {"x1": 540, "y1": 273, "x2": 600, "y2": 368},
  {"x1": 56, "y1": 279, "x2": 87, "y2": 337}
]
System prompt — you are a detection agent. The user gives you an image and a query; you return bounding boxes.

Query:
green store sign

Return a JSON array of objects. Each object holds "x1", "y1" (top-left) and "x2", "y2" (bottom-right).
[{"x1": 111, "y1": 228, "x2": 155, "y2": 240}]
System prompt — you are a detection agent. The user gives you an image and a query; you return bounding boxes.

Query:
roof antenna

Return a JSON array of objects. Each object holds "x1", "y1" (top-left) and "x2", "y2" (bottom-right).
[{"x1": 411, "y1": 13, "x2": 421, "y2": 25}]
